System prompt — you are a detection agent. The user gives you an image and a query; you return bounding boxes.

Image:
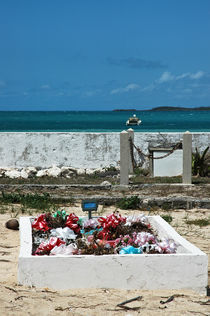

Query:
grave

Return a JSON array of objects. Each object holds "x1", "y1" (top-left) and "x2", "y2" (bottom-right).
[{"x1": 18, "y1": 215, "x2": 208, "y2": 294}]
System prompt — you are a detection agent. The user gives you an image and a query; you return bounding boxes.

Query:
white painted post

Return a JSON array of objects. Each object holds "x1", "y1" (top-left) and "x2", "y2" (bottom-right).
[
  {"x1": 127, "y1": 128, "x2": 134, "y2": 173},
  {"x1": 120, "y1": 130, "x2": 129, "y2": 185},
  {"x1": 182, "y1": 131, "x2": 192, "y2": 184}
]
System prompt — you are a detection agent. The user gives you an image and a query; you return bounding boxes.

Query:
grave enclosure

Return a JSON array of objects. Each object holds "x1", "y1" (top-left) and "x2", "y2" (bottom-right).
[{"x1": 18, "y1": 216, "x2": 208, "y2": 294}]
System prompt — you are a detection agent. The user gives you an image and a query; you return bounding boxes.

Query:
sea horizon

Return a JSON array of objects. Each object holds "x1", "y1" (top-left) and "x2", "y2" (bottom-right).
[{"x1": 0, "y1": 109, "x2": 210, "y2": 132}]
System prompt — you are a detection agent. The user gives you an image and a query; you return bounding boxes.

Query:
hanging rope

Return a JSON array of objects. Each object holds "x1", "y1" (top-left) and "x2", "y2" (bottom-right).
[{"x1": 129, "y1": 137, "x2": 182, "y2": 169}]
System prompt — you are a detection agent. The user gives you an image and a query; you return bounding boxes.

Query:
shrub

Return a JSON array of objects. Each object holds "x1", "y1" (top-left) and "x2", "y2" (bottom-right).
[
  {"x1": 117, "y1": 195, "x2": 140, "y2": 210},
  {"x1": 192, "y1": 146, "x2": 209, "y2": 177}
]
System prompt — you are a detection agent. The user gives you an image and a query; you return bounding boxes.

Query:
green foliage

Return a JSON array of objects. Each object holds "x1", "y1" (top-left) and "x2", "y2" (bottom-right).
[
  {"x1": 192, "y1": 146, "x2": 209, "y2": 177},
  {"x1": 117, "y1": 195, "x2": 140, "y2": 210},
  {"x1": 0, "y1": 191, "x2": 53, "y2": 210},
  {"x1": 161, "y1": 214, "x2": 173, "y2": 223},
  {"x1": 185, "y1": 218, "x2": 209, "y2": 227},
  {"x1": 134, "y1": 167, "x2": 149, "y2": 176}
]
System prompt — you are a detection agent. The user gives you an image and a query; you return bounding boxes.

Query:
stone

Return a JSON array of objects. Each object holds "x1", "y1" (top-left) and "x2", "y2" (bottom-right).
[
  {"x1": 60, "y1": 167, "x2": 74, "y2": 178},
  {"x1": 25, "y1": 167, "x2": 37, "y2": 177},
  {"x1": 36, "y1": 169, "x2": 48, "y2": 177},
  {"x1": 76, "y1": 168, "x2": 86, "y2": 175},
  {"x1": 5, "y1": 218, "x2": 19, "y2": 230},
  {"x1": 20, "y1": 169, "x2": 29, "y2": 179},
  {"x1": 100, "y1": 181, "x2": 111, "y2": 186},
  {"x1": 5, "y1": 169, "x2": 21, "y2": 179},
  {"x1": 47, "y1": 165, "x2": 61, "y2": 177}
]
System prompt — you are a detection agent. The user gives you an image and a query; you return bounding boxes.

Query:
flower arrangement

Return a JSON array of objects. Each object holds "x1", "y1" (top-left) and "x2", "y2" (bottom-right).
[{"x1": 31, "y1": 211, "x2": 177, "y2": 256}]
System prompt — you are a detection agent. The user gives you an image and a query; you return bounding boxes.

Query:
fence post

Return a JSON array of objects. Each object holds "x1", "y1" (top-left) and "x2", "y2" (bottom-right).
[
  {"x1": 182, "y1": 131, "x2": 192, "y2": 184},
  {"x1": 127, "y1": 128, "x2": 134, "y2": 174},
  {"x1": 120, "y1": 130, "x2": 129, "y2": 185}
]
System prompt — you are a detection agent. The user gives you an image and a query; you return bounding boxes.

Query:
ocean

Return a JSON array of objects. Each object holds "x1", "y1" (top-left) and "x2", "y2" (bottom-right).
[{"x1": 0, "y1": 110, "x2": 210, "y2": 132}]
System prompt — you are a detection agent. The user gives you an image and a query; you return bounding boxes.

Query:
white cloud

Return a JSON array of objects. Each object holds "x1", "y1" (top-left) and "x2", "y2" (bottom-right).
[
  {"x1": 110, "y1": 83, "x2": 140, "y2": 94},
  {"x1": 158, "y1": 70, "x2": 205, "y2": 84},
  {"x1": 189, "y1": 71, "x2": 205, "y2": 79},
  {"x1": 158, "y1": 72, "x2": 174, "y2": 83},
  {"x1": 176, "y1": 73, "x2": 191, "y2": 80}
]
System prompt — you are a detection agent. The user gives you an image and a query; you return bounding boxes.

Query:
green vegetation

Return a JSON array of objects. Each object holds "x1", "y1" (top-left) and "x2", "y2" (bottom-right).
[
  {"x1": 185, "y1": 218, "x2": 210, "y2": 227},
  {"x1": 192, "y1": 146, "x2": 209, "y2": 177},
  {"x1": 0, "y1": 191, "x2": 54, "y2": 211},
  {"x1": 116, "y1": 195, "x2": 140, "y2": 210},
  {"x1": 161, "y1": 214, "x2": 173, "y2": 223},
  {"x1": 133, "y1": 167, "x2": 149, "y2": 177}
]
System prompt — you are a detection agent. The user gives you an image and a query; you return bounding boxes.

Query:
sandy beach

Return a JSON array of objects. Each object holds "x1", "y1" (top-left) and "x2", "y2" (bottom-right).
[{"x1": 0, "y1": 205, "x2": 209, "y2": 316}]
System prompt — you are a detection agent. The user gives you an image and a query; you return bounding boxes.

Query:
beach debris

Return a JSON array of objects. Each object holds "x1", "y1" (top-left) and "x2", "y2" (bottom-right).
[
  {"x1": 5, "y1": 218, "x2": 19, "y2": 230},
  {"x1": 117, "y1": 295, "x2": 142, "y2": 311},
  {"x1": 160, "y1": 295, "x2": 175, "y2": 304}
]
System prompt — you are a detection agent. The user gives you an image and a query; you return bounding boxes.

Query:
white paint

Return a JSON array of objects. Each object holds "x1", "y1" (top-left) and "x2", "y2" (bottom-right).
[
  {"x1": 0, "y1": 132, "x2": 209, "y2": 168},
  {"x1": 18, "y1": 216, "x2": 208, "y2": 294},
  {"x1": 154, "y1": 150, "x2": 183, "y2": 177}
]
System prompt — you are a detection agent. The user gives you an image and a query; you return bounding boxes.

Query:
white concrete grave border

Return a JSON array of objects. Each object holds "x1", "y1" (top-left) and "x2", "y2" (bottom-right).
[{"x1": 18, "y1": 216, "x2": 208, "y2": 294}]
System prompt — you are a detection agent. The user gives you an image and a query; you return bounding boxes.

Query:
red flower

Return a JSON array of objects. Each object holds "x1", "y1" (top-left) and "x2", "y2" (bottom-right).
[
  {"x1": 32, "y1": 214, "x2": 50, "y2": 231},
  {"x1": 65, "y1": 213, "x2": 80, "y2": 233},
  {"x1": 98, "y1": 212, "x2": 126, "y2": 232}
]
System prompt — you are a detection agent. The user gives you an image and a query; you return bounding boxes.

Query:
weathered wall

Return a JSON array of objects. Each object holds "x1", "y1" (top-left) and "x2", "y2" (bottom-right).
[{"x1": 0, "y1": 132, "x2": 209, "y2": 168}]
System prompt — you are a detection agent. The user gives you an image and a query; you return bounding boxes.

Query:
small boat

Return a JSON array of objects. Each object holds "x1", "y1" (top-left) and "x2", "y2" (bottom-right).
[{"x1": 126, "y1": 114, "x2": 141, "y2": 126}]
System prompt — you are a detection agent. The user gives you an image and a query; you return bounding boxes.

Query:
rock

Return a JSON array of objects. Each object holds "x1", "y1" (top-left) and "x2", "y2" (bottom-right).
[
  {"x1": 5, "y1": 169, "x2": 21, "y2": 179},
  {"x1": 47, "y1": 165, "x2": 61, "y2": 177},
  {"x1": 100, "y1": 181, "x2": 112, "y2": 186},
  {"x1": 60, "y1": 167, "x2": 74, "y2": 178},
  {"x1": 0, "y1": 168, "x2": 6, "y2": 177},
  {"x1": 85, "y1": 169, "x2": 96, "y2": 175},
  {"x1": 20, "y1": 169, "x2": 29, "y2": 179},
  {"x1": 5, "y1": 218, "x2": 19, "y2": 230},
  {"x1": 25, "y1": 167, "x2": 37, "y2": 177},
  {"x1": 77, "y1": 168, "x2": 86, "y2": 175},
  {"x1": 36, "y1": 169, "x2": 48, "y2": 177}
]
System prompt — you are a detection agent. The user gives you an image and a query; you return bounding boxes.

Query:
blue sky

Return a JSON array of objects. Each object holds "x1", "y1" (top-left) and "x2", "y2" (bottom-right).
[{"x1": 0, "y1": 0, "x2": 210, "y2": 110}]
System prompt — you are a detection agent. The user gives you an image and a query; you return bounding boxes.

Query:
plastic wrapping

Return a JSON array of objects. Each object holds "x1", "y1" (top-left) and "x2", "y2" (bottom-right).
[
  {"x1": 119, "y1": 246, "x2": 143, "y2": 255},
  {"x1": 52, "y1": 210, "x2": 66, "y2": 220},
  {"x1": 50, "y1": 243, "x2": 78, "y2": 256},
  {"x1": 50, "y1": 227, "x2": 77, "y2": 241},
  {"x1": 35, "y1": 237, "x2": 65, "y2": 255}
]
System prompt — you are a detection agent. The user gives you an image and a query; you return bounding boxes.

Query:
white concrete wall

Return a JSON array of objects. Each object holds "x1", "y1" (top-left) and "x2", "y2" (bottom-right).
[
  {"x1": 154, "y1": 150, "x2": 183, "y2": 177},
  {"x1": 0, "y1": 132, "x2": 209, "y2": 168}
]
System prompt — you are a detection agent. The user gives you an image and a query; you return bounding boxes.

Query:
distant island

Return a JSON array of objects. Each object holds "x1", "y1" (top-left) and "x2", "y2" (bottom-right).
[
  {"x1": 113, "y1": 106, "x2": 210, "y2": 111},
  {"x1": 149, "y1": 106, "x2": 210, "y2": 111}
]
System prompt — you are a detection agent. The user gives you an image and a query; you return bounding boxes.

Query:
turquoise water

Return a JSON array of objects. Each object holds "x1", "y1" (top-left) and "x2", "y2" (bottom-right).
[{"x1": 0, "y1": 110, "x2": 209, "y2": 132}]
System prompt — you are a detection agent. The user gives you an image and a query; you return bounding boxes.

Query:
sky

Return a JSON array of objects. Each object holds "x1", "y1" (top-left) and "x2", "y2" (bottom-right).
[{"x1": 0, "y1": 0, "x2": 210, "y2": 111}]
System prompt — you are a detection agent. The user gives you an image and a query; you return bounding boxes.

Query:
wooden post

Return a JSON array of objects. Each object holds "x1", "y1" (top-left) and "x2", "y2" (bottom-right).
[
  {"x1": 182, "y1": 131, "x2": 192, "y2": 184},
  {"x1": 127, "y1": 128, "x2": 134, "y2": 174},
  {"x1": 120, "y1": 130, "x2": 129, "y2": 185}
]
